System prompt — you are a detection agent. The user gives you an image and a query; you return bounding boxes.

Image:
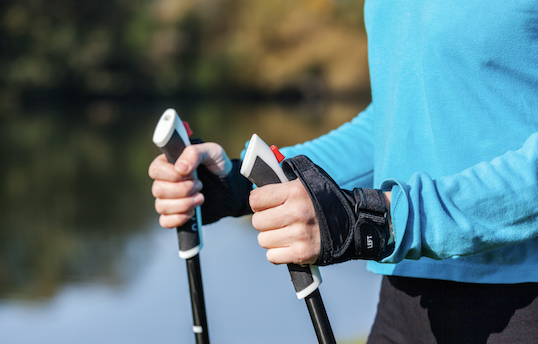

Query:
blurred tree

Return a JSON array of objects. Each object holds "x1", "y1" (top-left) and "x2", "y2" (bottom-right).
[
  {"x1": 0, "y1": 0, "x2": 146, "y2": 104},
  {"x1": 0, "y1": 104, "x2": 158, "y2": 299},
  {"x1": 0, "y1": 0, "x2": 371, "y2": 301},
  {"x1": 0, "y1": 0, "x2": 369, "y2": 107}
]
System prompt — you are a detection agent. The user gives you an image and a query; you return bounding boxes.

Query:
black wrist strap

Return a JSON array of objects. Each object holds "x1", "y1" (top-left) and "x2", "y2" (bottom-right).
[
  {"x1": 282, "y1": 155, "x2": 393, "y2": 266},
  {"x1": 351, "y1": 188, "x2": 391, "y2": 261},
  {"x1": 198, "y1": 159, "x2": 253, "y2": 225},
  {"x1": 189, "y1": 139, "x2": 253, "y2": 225}
]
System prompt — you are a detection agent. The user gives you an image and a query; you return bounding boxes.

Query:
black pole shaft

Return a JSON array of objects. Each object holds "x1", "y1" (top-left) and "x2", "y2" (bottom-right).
[
  {"x1": 186, "y1": 254, "x2": 210, "y2": 344},
  {"x1": 305, "y1": 289, "x2": 337, "y2": 344}
]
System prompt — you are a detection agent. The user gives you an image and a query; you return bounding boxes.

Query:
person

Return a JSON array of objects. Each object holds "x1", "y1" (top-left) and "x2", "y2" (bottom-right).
[{"x1": 149, "y1": 1, "x2": 538, "y2": 343}]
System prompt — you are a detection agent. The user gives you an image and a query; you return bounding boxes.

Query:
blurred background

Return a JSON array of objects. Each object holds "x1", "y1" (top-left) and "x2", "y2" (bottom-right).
[{"x1": 0, "y1": 0, "x2": 381, "y2": 343}]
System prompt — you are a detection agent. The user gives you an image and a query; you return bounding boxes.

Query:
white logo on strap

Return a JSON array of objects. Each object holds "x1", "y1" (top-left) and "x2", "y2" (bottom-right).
[{"x1": 367, "y1": 235, "x2": 374, "y2": 250}]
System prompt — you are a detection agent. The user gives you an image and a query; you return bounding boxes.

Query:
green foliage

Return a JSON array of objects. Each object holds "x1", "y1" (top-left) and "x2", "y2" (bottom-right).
[{"x1": 0, "y1": 0, "x2": 369, "y2": 106}]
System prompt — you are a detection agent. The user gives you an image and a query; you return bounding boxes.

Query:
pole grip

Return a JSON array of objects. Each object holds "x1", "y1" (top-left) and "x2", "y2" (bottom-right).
[
  {"x1": 240, "y1": 134, "x2": 322, "y2": 298},
  {"x1": 153, "y1": 109, "x2": 203, "y2": 259},
  {"x1": 240, "y1": 134, "x2": 336, "y2": 343},
  {"x1": 160, "y1": 133, "x2": 203, "y2": 258},
  {"x1": 153, "y1": 109, "x2": 210, "y2": 344}
]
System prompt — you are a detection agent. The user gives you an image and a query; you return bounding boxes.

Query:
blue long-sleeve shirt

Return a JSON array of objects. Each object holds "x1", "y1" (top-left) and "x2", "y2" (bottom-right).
[{"x1": 281, "y1": 0, "x2": 538, "y2": 283}]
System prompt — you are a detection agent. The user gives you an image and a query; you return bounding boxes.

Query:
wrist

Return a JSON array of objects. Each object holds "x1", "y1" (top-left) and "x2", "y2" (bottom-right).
[
  {"x1": 198, "y1": 159, "x2": 253, "y2": 225},
  {"x1": 383, "y1": 191, "x2": 394, "y2": 245}
]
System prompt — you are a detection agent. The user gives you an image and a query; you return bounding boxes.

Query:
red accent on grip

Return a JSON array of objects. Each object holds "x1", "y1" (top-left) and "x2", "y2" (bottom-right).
[
  {"x1": 270, "y1": 145, "x2": 285, "y2": 163},
  {"x1": 182, "y1": 121, "x2": 193, "y2": 137}
]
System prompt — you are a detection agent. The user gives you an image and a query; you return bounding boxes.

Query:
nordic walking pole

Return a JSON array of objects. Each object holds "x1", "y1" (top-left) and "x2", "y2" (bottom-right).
[
  {"x1": 240, "y1": 134, "x2": 337, "y2": 344},
  {"x1": 153, "y1": 108, "x2": 210, "y2": 344}
]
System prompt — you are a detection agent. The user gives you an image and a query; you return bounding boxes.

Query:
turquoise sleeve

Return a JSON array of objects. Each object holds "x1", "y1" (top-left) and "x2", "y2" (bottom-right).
[{"x1": 381, "y1": 132, "x2": 538, "y2": 263}]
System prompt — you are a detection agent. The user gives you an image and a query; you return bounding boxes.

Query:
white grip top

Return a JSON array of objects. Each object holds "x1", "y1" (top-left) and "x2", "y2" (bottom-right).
[
  {"x1": 152, "y1": 108, "x2": 191, "y2": 148},
  {"x1": 240, "y1": 134, "x2": 289, "y2": 183}
]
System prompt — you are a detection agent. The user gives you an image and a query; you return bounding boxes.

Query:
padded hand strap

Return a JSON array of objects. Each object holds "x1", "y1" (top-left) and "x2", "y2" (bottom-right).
[
  {"x1": 282, "y1": 155, "x2": 393, "y2": 265},
  {"x1": 198, "y1": 159, "x2": 253, "y2": 225}
]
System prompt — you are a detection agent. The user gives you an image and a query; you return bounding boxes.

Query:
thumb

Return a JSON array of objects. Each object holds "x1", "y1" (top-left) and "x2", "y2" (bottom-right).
[{"x1": 175, "y1": 142, "x2": 232, "y2": 178}]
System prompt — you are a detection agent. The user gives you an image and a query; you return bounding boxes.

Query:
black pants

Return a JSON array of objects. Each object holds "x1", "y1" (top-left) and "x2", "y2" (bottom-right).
[{"x1": 367, "y1": 276, "x2": 538, "y2": 344}]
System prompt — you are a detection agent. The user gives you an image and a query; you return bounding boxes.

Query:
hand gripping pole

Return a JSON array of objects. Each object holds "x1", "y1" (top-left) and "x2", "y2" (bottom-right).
[
  {"x1": 240, "y1": 134, "x2": 336, "y2": 344},
  {"x1": 153, "y1": 108, "x2": 210, "y2": 344}
]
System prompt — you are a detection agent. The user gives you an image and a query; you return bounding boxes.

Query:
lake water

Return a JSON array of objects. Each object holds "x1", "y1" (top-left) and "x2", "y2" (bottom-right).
[{"x1": 0, "y1": 99, "x2": 380, "y2": 344}]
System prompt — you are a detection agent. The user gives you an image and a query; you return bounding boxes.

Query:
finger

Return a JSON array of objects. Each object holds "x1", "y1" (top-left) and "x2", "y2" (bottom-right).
[
  {"x1": 266, "y1": 243, "x2": 318, "y2": 266},
  {"x1": 265, "y1": 247, "x2": 290, "y2": 265},
  {"x1": 154, "y1": 194, "x2": 204, "y2": 215},
  {"x1": 148, "y1": 154, "x2": 188, "y2": 182},
  {"x1": 159, "y1": 213, "x2": 194, "y2": 229},
  {"x1": 251, "y1": 201, "x2": 317, "y2": 232},
  {"x1": 251, "y1": 206, "x2": 289, "y2": 231},
  {"x1": 251, "y1": 180, "x2": 317, "y2": 229},
  {"x1": 152, "y1": 179, "x2": 203, "y2": 199},
  {"x1": 249, "y1": 183, "x2": 289, "y2": 212},
  {"x1": 257, "y1": 224, "x2": 320, "y2": 253},
  {"x1": 257, "y1": 227, "x2": 294, "y2": 249},
  {"x1": 175, "y1": 143, "x2": 233, "y2": 177}
]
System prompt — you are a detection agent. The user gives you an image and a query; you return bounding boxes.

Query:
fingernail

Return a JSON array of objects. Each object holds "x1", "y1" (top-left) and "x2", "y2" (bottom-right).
[
  {"x1": 193, "y1": 193, "x2": 204, "y2": 205},
  {"x1": 175, "y1": 160, "x2": 190, "y2": 174},
  {"x1": 195, "y1": 180, "x2": 203, "y2": 191}
]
